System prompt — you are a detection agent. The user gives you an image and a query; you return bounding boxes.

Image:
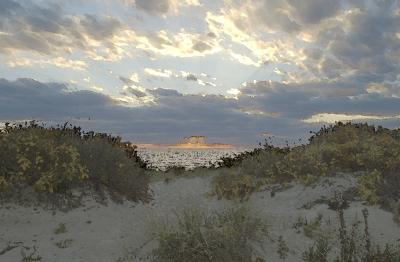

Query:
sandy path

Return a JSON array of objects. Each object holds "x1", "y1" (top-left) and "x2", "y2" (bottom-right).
[{"x1": 1, "y1": 175, "x2": 399, "y2": 261}]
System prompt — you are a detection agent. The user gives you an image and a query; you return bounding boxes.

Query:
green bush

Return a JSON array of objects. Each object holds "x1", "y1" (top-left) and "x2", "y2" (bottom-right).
[
  {"x1": 211, "y1": 169, "x2": 261, "y2": 201},
  {"x1": 357, "y1": 170, "x2": 383, "y2": 205},
  {"x1": 212, "y1": 123, "x2": 400, "y2": 216},
  {"x1": 0, "y1": 121, "x2": 151, "y2": 209},
  {"x1": 151, "y1": 207, "x2": 268, "y2": 262}
]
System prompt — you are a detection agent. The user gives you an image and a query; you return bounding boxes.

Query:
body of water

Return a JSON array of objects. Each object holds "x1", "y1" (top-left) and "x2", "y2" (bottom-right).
[{"x1": 137, "y1": 148, "x2": 249, "y2": 171}]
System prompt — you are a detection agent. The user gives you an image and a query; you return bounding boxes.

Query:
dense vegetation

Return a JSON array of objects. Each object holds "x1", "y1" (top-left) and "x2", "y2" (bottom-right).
[
  {"x1": 0, "y1": 121, "x2": 151, "y2": 209},
  {"x1": 212, "y1": 123, "x2": 400, "y2": 217}
]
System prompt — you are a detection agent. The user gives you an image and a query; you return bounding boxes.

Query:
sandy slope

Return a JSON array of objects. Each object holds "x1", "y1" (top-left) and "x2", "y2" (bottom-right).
[{"x1": 1, "y1": 175, "x2": 399, "y2": 261}]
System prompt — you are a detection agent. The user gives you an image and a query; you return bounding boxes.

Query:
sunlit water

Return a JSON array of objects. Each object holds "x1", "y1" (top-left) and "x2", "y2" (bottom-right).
[{"x1": 137, "y1": 148, "x2": 250, "y2": 171}]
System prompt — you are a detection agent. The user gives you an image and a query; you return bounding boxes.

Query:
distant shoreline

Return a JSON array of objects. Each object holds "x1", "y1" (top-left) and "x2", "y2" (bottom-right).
[
  {"x1": 135, "y1": 135, "x2": 245, "y2": 149},
  {"x1": 136, "y1": 143, "x2": 237, "y2": 149}
]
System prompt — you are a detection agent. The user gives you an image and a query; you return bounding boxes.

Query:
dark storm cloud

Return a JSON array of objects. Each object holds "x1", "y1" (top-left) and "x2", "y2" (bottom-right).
[
  {"x1": 300, "y1": 0, "x2": 400, "y2": 82},
  {"x1": 2, "y1": 78, "x2": 400, "y2": 144},
  {"x1": 0, "y1": 78, "x2": 313, "y2": 144},
  {"x1": 328, "y1": 12, "x2": 399, "y2": 66},
  {"x1": 244, "y1": 0, "x2": 341, "y2": 33},
  {"x1": 288, "y1": 0, "x2": 342, "y2": 24},
  {"x1": 238, "y1": 80, "x2": 400, "y2": 119},
  {"x1": 245, "y1": 0, "x2": 382, "y2": 33},
  {"x1": 0, "y1": 78, "x2": 112, "y2": 108},
  {"x1": 0, "y1": 0, "x2": 21, "y2": 16}
]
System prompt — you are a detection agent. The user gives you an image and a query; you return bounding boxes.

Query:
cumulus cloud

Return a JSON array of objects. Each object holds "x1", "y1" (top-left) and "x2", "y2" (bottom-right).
[
  {"x1": 303, "y1": 113, "x2": 400, "y2": 124},
  {"x1": 0, "y1": 0, "x2": 130, "y2": 62},
  {"x1": 227, "y1": 88, "x2": 240, "y2": 96},
  {"x1": 205, "y1": 8, "x2": 304, "y2": 69},
  {"x1": 136, "y1": 29, "x2": 221, "y2": 57},
  {"x1": 6, "y1": 56, "x2": 88, "y2": 71},
  {"x1": 90, "y1": 85, "x2": 104, "y2": 92},
  {"x1": 143, "y1": 68, "x2": 218, "y2": 87},
  {"x1": 206, "y1": 0, "x2": 400, "y2": 85},
  {"x1": 144, "y1": 68, "x2": 174, "y2": 78},
  {"x1": 0, "y1": 0, "x2": 222, "y2": 66}
]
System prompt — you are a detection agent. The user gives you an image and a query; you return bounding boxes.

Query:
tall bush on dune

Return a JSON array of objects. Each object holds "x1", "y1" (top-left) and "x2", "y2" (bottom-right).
[
  {"x1": 212, "y1": 122, "x2": 400, "y2": 216},
  {"x1": 0, "y1": 121, "x2": 151, "y2": 209}
]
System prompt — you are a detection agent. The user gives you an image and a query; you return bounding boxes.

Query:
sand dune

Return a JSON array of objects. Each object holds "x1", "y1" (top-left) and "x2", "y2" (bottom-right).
[{"x1": 1, "y1": 174, "x2": 398, "y2": 261}]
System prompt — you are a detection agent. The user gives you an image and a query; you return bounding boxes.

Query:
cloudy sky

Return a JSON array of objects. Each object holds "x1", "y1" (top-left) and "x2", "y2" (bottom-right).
[{"x1": 0, "y1": 0, "x2": 400, "y2": 145}]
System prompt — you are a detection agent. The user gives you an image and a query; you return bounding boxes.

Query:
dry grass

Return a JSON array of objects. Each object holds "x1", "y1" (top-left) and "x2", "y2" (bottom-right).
[{"x1": 150, "y1": 207, "x2": 268, "y2": 262}]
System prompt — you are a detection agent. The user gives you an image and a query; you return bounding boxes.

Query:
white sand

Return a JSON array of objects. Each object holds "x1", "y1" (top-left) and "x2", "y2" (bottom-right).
[{"x1": 1, "y1": 175, "x2": 399, "y2": 261}]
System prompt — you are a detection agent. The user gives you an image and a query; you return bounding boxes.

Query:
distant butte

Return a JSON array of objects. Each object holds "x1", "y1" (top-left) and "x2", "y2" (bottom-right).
[{"x1": 136, "y1": 136, "x2": 234, "y2": 149}]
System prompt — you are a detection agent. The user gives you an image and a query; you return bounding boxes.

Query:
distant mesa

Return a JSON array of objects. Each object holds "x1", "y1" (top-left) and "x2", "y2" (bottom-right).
[
  {"x1": 180, "y1": 136, "x2": 206, "y2": 145},
  {"x1": 174, "y1": 136, "x2": 234, "y2": 148},
  {"x1": 136, "y1": 136, "x2": 234, "y2": 149}
]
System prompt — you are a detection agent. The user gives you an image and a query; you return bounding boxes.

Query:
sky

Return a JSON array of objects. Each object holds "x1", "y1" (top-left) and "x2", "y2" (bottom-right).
[{"x1": 0, "y1": 0, "x2": 400, "y2": 145}]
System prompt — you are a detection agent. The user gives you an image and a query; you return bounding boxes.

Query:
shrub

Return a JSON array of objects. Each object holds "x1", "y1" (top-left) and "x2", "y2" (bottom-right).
[
  {"x1": 0, "y1": 121, "x2": 151, "y2": 209},
  {"x1": 212, "y1": 122, "x2": 400, "y2": 217},
  {"x1": 151, "y1": 207, "x2": 268, "y2": 262},
  {"x1": 211, "y1": 169, "x2": 261, "y2": 201},
  {"x1": 55, "y1": 239, "x2": 73, "y2": 249},
  {"x1": 20, "y1": 246, "x2": 42, "y2": 261},
  {"x1": 357, "y1": 170, "x2": 383, "y2": 205},
  {"x1": 302, "y1": 204, "x2": 400, "y2": 261},
  {"x1": 302, "y1": 237, "x2": 330, "y2": 262},
  {"x1": 54, "y1": 223, "x2": 67, "y2": 235},
  {"x1": 303, "y1": 214, "x2": 323, "y2": 239},
  {"x1": 277, "y1": 236, "x2": 289, "y2": 260}
]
